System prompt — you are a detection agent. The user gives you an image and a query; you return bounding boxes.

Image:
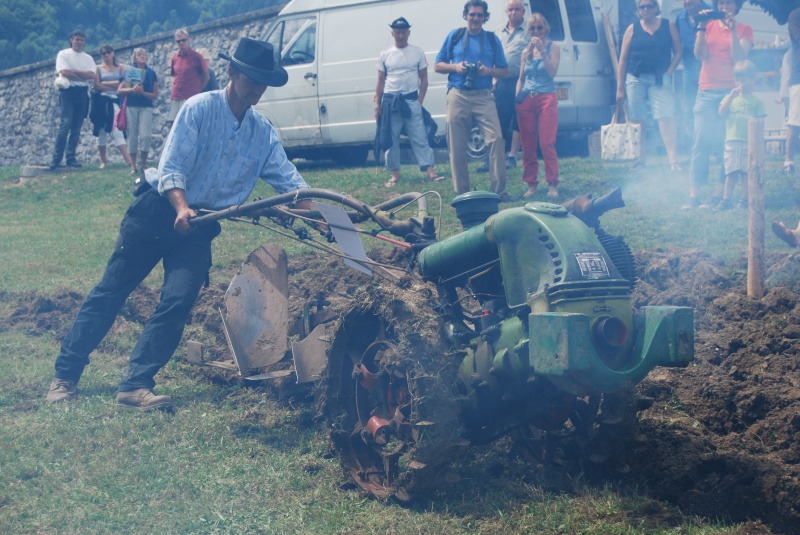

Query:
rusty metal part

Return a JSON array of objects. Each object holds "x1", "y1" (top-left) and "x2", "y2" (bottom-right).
[
  {"x1": 223, "y1": 244, "x2": 289, "y2": 371},
  {"x1": 244, "y1": 370, "x2": 294, "y2": 381},
  {"x1": 219, "y1": 307, "x2": 248, "y2": 375},
  {"x1": 326, "y1": 312, "x2": 418, "y2": 499},
  {"x1": 292, "y1": 323, "x2": 330, "y2": 383},
  {"x1": 185, "y1": 340, "x2": 204, "y2": 364}
]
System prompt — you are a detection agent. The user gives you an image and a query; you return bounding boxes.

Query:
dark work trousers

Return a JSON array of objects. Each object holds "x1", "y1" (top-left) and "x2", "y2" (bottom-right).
[
  {"x1": 494, "y1": 78, "x2": 517, "y2": 154},
  {"x1": 54, "y1": 189, "x2": 221, "y2": 392},
  {"x1": 52, "y1": 87, "x2": 90, "y2": 166}
]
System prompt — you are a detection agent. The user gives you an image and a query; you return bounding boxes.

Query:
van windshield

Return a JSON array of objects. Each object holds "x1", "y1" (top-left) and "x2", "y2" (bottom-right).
[{"x1": 264, "y1": 17, "x2": 317, "y2": 66}]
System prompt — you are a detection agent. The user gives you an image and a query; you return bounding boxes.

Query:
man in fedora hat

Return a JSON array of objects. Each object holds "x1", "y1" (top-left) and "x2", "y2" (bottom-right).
[
  {"x1": 46, "y1": 38, "x2": 318, "y2": 412},
  {"x1": 375, "y1": 16, "x2": 444, "y2": 187}
]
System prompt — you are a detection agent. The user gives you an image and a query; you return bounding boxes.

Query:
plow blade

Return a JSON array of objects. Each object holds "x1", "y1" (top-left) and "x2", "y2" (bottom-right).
[
  {"x1": 223, "y1": 244, "x2": 290, "y2": 374},
  {"x1": 292, "y1": 323, "x2": 331, "y2": 383}
]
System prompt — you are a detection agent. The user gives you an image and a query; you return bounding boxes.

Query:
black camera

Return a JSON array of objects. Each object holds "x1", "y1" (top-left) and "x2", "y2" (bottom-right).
[
  {"x1": 463, "y1": 62, "x2": 479, "y2": 89},
  {"x1": 695, "y1": 9, "x2": 726, "y2": 24}
]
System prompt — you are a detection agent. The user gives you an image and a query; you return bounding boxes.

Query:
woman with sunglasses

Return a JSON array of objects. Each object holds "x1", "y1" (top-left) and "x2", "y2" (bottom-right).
[
  {"x1": 617, "y1": 0, "x2": 682, "y2": 170},
  {"x1": 515, "y1": 13, "x2": 560, "y2": 199},
  {"x1": 91, "y1": 45, "x2": 134, "y2": 172},
  {"x1": 684, "y1": 0, "x2": 752, "y2": 209}
]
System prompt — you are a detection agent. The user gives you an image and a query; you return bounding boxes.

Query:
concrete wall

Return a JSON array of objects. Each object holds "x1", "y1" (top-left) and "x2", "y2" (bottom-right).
[{"x1": 0, "y1": 6, "x2": 282, "y2": 168}]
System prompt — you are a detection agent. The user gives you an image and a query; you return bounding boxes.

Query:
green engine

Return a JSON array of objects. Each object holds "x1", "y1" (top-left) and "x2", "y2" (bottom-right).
[{"x1": 417, "y1": 190, "x2": 693, "y2": 444}]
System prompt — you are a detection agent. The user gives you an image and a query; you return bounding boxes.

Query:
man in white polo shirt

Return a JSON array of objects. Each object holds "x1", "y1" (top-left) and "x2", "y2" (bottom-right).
[
  {"x1": 50, "y1": 29, "x2": 98, "y2": 169},
  {"x1": 375, "y1": 17, "x2": 444, "y2": 187}
]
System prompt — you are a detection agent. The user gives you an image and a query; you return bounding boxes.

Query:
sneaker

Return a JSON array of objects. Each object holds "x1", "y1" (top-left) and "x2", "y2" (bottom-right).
[
  {"x1": 698, "y1": 196, "x2": 721, "y2": 210},
  {"x1": 47, "y1": 379, "x2": 77, "y2": 403},
  {"x1": 715, "y1": 199, "x2": 733, "y2": 211},
  {"x1": 475, "y1": 161, "x2": 490, "y2": 173},
  {"x1": 505, "y1": 155, "x2": 517, "y2": 169},
  {"x1": 116, "y1": 388, "x2": 174, "y2": 412},
  {"x1": 680, "y1": 197, "x2": 700, "y2": 210},
  {"x1": 66, "y1": 160, "x2": 83, "y2": 168}
]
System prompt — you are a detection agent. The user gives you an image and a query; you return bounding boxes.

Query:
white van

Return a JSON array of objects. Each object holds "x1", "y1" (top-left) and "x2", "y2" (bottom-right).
[{"x1": 255, "y1": 0, "x2": 614, "y2": 164}]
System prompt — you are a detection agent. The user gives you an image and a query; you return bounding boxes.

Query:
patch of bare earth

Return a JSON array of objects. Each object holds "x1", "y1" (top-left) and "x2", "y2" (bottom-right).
[{"x1": 2, "y1": 247, "x2": 799, "y2": 532}]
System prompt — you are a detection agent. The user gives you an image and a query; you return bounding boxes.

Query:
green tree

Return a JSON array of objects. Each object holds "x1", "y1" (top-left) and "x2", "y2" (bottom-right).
[{"x1": 0, "y1": 0, "x2": 287, "y2": 71}]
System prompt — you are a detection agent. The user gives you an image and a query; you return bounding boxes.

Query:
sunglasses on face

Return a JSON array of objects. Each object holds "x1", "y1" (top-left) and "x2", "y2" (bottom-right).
[
  {"x1": 531, "y1": 26, "x2": 545, "y2": 31},
  {"x1": 101, "y1": 50, "x2": 112, "y2": 55},
  {"x1": 639, "y1": 3, "x2": 657, "y2": 9},
  {"x1": 176, "y1": 38, "x2": 188, "y2": 43}
]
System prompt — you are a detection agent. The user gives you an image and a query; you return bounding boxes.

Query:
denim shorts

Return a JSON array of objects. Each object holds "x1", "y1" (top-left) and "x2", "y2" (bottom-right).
[{"x1": 626, "y1": 73, "x2": 675, "y2": 121}]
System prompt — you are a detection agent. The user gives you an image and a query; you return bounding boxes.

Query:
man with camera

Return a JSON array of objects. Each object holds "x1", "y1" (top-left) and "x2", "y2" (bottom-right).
[{"x1": 435, "y1": 0, "x2": 510, "y2": 198}]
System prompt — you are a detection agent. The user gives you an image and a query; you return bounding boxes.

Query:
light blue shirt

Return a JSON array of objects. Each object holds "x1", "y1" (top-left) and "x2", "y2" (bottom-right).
[{"x1": 153, "y1": 89, "x2": 308, "y2": 210}]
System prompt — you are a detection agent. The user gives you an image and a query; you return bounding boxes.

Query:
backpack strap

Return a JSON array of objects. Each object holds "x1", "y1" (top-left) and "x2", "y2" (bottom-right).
[
  {"x1": 448, "y1": 27, "x2": 467, "y2": 61},
  {"x1": 449, "y1": 28, "x2": 497, "y2": 64}
]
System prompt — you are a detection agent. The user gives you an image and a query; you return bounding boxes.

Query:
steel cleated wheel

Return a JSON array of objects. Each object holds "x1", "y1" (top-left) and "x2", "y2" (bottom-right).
[
  {"x1": 324, "y1": 309, "x2": 468, "y2": 501},
  {"x1": 325, "y1": 311, "x2": 428, "y2": 500}
]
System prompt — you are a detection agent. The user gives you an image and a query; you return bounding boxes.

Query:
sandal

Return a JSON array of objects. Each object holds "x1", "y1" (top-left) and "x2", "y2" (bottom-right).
[
  {"x1": 772, "y1": 221, "x2": 799, "y2": 248},
  {"x1": 428, "y1": 174, "x2": 445, "y2": 182},
  {"x1": 384, "y1": 178, "x2": 398, "y2": 188},
  {"x1": 670, "y1": 162, "x2": 683, "y2": 171}
]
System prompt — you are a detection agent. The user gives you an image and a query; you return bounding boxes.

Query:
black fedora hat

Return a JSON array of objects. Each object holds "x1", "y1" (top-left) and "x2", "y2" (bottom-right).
[{"x1": 219, "y1": 38, "x2": 288, "y2": 87}]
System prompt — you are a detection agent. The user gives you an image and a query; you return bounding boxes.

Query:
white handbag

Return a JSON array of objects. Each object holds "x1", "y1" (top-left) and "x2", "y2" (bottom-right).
[{"x1": 601, "y1": 104, "x2": 642, "y2": 161}]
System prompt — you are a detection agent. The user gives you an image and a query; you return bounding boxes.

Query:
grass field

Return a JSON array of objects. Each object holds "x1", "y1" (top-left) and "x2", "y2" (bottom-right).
[{"x1": 0, "y1": 154, "x2": 792, "y2": 534}]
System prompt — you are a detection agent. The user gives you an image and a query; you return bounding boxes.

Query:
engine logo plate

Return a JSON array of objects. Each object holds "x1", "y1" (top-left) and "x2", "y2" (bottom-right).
[{"x1": 575, "y1": 252, "x2": 611, "y2": 279}]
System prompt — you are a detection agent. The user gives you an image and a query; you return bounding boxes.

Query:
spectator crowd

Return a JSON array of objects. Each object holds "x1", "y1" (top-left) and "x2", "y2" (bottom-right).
[{"x1": 50, "y1": 0, "x2": 798, "y2": 210}]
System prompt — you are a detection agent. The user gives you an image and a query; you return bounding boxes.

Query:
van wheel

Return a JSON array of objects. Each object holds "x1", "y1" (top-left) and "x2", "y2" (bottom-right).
[
  {"x1": 467, "y1": 124, "x2": 488, "y2": 161},
  {"x1": 333, "y1": 146, "x2": 369, "y2": 167}
]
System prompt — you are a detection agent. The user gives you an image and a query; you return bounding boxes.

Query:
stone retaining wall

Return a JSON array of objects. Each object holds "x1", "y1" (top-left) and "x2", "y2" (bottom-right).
[{"x1": 0, "y1": 6, "x2": 282, "y2": 168}]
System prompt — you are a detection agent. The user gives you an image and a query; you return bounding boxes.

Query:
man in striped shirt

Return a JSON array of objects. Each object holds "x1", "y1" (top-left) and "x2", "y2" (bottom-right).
[{"x1": 47, "y1": 38, "x2": 315, "y2": 412}]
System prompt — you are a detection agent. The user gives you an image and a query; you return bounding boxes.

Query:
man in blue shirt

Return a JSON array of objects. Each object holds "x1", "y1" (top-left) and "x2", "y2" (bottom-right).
[
  {"x1": 47, "y1": 38, "x2": 317, "y2": 411},
  {"x1": 674, "y1": 0, "x2": 711, "y2": 140},
  {"x1": 435, "y1": 0, "x2": 510, "y2": 198}
]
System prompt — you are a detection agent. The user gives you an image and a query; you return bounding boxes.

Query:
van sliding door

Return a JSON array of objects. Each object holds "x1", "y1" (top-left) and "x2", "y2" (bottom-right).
[
  {"x1": 562, "y1": 0, "x2": 611, "y2": 129},
  {"x1": 255, "y1": 16, "x2": 322, "y2": 146}
]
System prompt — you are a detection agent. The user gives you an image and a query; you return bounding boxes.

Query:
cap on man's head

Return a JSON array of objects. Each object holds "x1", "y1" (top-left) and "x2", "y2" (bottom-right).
[
  {"x1": 389, "y1": 17, "x2": 411, "y2": 29},
  {"x1": 219, "y1": 37, "x2": 288, "y2": 87}
]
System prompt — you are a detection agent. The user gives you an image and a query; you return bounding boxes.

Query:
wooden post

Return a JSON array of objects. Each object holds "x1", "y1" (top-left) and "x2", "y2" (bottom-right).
[{"x1": 747, "y1": 117, "x2": 765, "y2": 298}]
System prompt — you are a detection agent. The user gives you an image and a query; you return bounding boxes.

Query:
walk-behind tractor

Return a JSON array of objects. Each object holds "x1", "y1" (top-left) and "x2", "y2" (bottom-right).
[{"x1": 189, "y1": 187, "x2": 693, "y2": 500}]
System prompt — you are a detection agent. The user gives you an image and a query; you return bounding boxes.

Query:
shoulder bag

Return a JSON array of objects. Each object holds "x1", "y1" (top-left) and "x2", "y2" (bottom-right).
[{"x1": 600, "y1": 103, "x2": 641, "y2": 161}]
